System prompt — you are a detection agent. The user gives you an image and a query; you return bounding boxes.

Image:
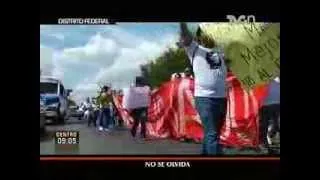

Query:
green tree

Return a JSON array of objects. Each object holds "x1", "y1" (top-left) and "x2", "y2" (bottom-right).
[{"x1": 140, "y1": 47, "x2": 189, "y2": 88}]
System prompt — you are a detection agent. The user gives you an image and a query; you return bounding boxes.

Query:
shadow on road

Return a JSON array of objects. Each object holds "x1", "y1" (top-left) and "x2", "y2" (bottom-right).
[
  {"x1": 65, "y1": 119, "x2": 88, "y2": 125},
  {"x1": 45, "y1": 117, "x2": 88, "y2": 126},
  {"x1": 112, "y1": 126, "x2": 129, "y2": 131}
]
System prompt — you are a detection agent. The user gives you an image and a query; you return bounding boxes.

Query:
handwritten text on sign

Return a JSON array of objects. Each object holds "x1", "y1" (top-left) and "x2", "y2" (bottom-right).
[{"x1": 199, "y1": 23, "x2": 280, "y2": 90}]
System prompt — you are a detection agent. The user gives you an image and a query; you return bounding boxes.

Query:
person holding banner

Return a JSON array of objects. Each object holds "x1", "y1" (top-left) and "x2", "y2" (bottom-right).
[
  {"x1": 110, "y1": 90, "x2": 121, "y2": 128},
  {"x1": 184, "y1": 67, "x2": 193, "y2": 79},
  {"x1": 115, "y1": 90, "x2": 124, "y2": 127},
  {"x1": 178, "y1": 22, "x2": 227, "y2": 155},
  {"x1": 259, "y1": 76, "x2": 280, "y2": 153},
  {"x1": 171, "y1": 72, "x2": 182, "y2": 81},
  {"x1": 123, "y1": 76, "x2": 151, "y2": 139}
]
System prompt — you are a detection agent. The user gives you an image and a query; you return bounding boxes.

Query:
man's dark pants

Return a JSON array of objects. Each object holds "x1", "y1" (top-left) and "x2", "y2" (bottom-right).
[
  {"x1": 259, "y1": 104, "x2": 280, "y2": 147},
  {"x1": 130, "y1": 107, "x2": 148, "y2": 138},
  {"x1": 88, "y1": 109, "x2": 98, "y2": 127},
  {"x1": 195, "y1": 97, "x2": 227, "y2": 155}
]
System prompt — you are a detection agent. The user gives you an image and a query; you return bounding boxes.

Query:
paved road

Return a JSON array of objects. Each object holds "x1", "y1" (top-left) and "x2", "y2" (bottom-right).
[
  {"x1": 40, "y1": 117, "x2": 279, "y2": 155},
  {"x1": 40, "y1": 117, "x2": 201, "y2": 155}
]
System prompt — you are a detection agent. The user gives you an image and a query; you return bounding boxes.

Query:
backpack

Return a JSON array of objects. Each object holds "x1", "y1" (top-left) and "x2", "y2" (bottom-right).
[{"x1": 189, "y1": 46, "x2": 224, "y2": 74}]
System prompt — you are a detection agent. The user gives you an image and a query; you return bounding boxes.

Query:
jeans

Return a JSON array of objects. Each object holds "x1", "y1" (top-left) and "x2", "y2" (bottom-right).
[
  {"x1": 110, "y1": 109, "x2": 115, "y2": 128},
  {"x1": 96, "y1": 109, "x2": 102, "y2": 127},
  {"x1": 97, "y1": 107, "x2": 111, "y2": 129},
  {"x1": 195, "y1": 97, "x2": 227, "y2": 155},
  {"x1": 259, "y1": 104, "x2": 280, "y2": 147},
  {"x1": 93, "y1": 110, "x2": 99, "y2": 126},
  {"x1": 130, "y1": 107, "x2": 148, "y2": 138}
]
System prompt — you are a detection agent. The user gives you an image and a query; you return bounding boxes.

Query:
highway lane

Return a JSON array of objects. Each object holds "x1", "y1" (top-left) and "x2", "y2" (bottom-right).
[
  {"x1": 40, "y1": 117, "x2": 201, "y2": 155},
  {"x1": 40, "y1": 117, "x2": 278, "y2": 155}
]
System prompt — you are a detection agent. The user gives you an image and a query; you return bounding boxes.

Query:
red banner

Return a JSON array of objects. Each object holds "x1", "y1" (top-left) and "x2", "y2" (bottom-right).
[
  {"x1": 113, "y1": 73, "x2": 268, "y2": 148},
  {"x1": 220, "y1": 72, "x2": 268, "y2": 147}
]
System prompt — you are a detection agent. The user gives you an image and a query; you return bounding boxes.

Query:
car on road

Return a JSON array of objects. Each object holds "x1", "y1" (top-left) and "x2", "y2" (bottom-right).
[
  {"x1": 40, "y1": 76, "x2": 72, "y2": 124},
  {"x1": 40, "y1": 99, "x2": 46, "y2": 135},
  {"x1": 69, "y1": 105, "x2": 84, "y2": 119}
]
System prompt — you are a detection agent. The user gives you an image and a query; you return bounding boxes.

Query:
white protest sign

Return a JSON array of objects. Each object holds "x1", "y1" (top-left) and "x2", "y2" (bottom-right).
[{"x1": 122, "y1": 86, "x2": 151, "y2": 110}]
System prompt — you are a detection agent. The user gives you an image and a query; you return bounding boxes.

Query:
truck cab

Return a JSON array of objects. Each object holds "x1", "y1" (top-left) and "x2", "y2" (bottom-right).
[{"x1": 40, "y1": 76, "x2": 71, "y2": 124}]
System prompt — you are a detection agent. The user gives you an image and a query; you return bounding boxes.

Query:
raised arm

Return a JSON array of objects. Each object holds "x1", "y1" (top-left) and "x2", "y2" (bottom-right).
[{"x1": 179, "y1": 22, "x2": 193, "y2": 47}]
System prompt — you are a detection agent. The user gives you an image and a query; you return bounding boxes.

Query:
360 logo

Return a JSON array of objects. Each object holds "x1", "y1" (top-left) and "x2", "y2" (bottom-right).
[{"x1": 226, "y1": 15, "x2": 256, "y2": 23}]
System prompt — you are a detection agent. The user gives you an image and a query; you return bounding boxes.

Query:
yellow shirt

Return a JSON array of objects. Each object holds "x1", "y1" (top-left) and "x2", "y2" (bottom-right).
[{"x1": 97, "y1": 93, "x2": 112, "y2": 108}]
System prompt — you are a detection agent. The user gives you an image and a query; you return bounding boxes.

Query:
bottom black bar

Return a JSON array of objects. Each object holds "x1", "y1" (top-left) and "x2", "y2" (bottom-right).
[{"x1": 40, "y1": 160, "x2": 280, "y2": 179}]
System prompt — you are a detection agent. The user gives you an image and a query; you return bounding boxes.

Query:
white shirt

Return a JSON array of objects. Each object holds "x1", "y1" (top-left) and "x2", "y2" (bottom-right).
[
  {"x1": 185, "y1": 41, "x2": 227, "y2": 98},
  {"x1": 83, "y1": 102, "x2": 92, "y2": 109},
  {"x1": 264, "y1": 77, "x2": 280, "y2": 105}
]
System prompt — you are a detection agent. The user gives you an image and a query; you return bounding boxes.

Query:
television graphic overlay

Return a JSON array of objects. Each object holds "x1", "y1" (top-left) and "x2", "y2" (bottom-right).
[
  {"x1": 54, "y1": 130, "x2": 79, "y2": 154},
  {"x1": 40, "y1": 21, "x2": 280, "y2": 158}
]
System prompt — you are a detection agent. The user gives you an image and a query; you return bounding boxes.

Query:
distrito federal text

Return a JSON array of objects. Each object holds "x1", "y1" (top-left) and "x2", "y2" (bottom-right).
[{"x1": 58, "y1": 18, "x2": 111, "y2": 25}]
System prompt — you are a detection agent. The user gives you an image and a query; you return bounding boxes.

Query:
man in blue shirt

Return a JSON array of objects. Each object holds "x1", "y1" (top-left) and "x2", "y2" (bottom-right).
[{"x1": 259, "y1": 76, "x2": 280, "y2": 153}]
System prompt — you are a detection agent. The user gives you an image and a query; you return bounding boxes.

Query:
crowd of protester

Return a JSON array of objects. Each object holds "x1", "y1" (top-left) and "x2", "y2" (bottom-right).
[
  {"x1": 80, "y1": 22, "x2": 279, "y2": 155},
  {"x1": 81, "y1": 87, "x2": 124, "y2": 132},
  {"x1": 177, "y1": 22, "x2": 280, "y2": 155}
]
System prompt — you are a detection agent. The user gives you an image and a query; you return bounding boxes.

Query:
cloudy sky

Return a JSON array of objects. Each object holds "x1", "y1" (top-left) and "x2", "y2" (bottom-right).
[{"x1": 40, "y1": 23, "x2": 187, "y2": 103}]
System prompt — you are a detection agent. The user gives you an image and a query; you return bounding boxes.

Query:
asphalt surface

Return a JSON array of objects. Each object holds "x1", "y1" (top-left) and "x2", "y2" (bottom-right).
[
  {"x1": 40, "y1": 117, "x2": 201, "y2": 155},
  {"x1": 40, "y1": 117, "x2": 279, "y2": 155}
]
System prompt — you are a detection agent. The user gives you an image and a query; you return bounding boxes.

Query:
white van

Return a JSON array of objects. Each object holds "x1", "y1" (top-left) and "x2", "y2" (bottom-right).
[{"x1": 40, "y1": 76, "x2": 71, "y2": 124}]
